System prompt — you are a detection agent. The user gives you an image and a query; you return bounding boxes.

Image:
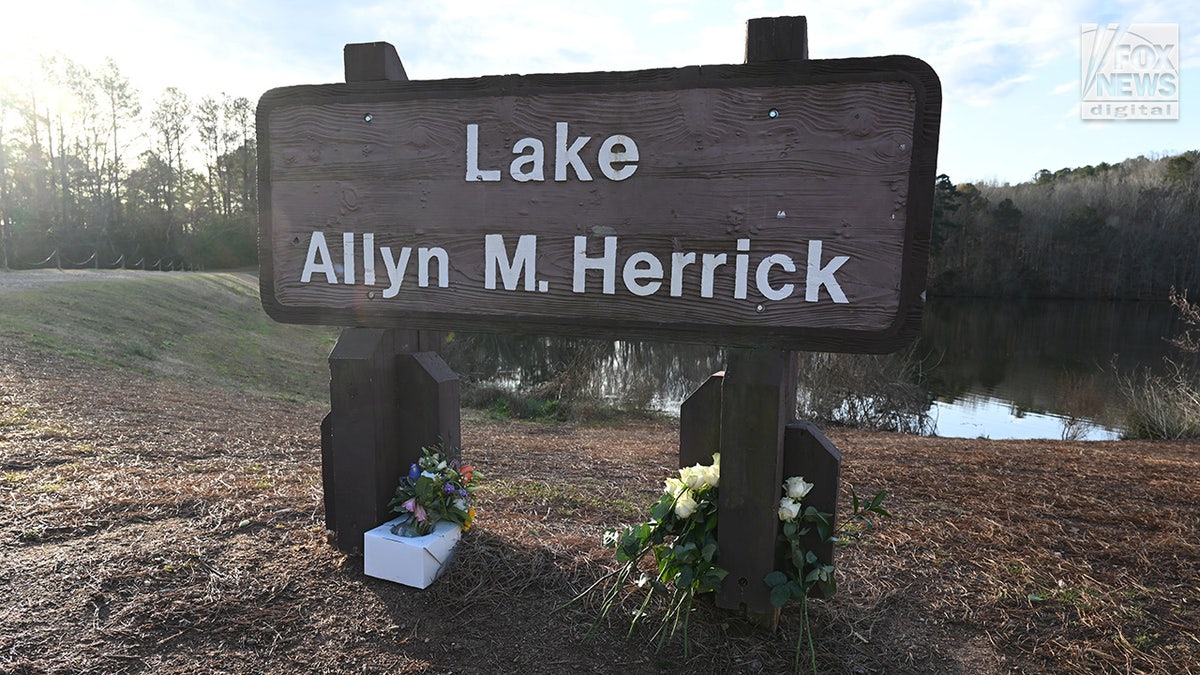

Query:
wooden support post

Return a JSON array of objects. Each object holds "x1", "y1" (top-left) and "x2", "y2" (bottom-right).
[
  {"x1": 682, "y1": 14, "x2": 843, "y2": 618},
  {"x1": 714, "y1": 349, "x2": 791, "y2": 613},
  {"x1": 320, "y1": 42, "x2": 462, "y2": 554},
  {"x1": 782, "y1": 421, "x2": 842, "y2": 597},
  {"x1": 745, "y1": 16, "x2": 809, "y2": 62},
  {"x1": 325, "y1": 328, "x2": 406, "y2": 552},
  {"x1": 679, "y1": 372, "x2": 723, "y2": 469},
  {"x1": 395, "y1": 352, "x2": 462, "y2": 463},
  {"x1": 345, "y1": 42, "x2": 408, "y2": 82}
]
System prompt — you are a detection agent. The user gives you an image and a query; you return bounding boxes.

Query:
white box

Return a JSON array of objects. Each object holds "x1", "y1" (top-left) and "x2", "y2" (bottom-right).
[{"x1": 363, "y1": 518, "x2": 462, "y2": 588}]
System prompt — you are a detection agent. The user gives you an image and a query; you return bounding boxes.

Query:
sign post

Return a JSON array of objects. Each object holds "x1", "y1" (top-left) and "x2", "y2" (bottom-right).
[
  {"x1": 319, "y1": 44, "x2": 461, "y2": 554},
  {"x1": 713, "y1": 14, "x2": 843, "y2": 618},
  {"x1": 259, "y1": 15, "x2": 940, "y2": 608}
]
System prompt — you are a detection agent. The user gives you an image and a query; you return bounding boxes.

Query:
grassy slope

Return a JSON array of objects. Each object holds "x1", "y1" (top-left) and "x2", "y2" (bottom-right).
[{"x1": 0, "y1": 271, "x2": 339, "y2": 403}]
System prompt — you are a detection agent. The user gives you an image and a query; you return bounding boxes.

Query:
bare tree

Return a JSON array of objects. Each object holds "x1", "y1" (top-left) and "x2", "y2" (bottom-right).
[
  {"x1": 228, "y1": 96, "x2": 254, "y2": 213},
  {"x1": 97, "y1": 59, "x2": 141, "y2": 237},
  {"x1": 150, "y1": 87, "x2": 191, "y2": 251}
]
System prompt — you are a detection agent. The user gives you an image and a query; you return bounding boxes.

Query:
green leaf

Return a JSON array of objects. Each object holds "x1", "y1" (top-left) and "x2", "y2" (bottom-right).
[
  {"x1": 677, "y1": 566, "x2": 694, "y2": 588},
  {"x1": 650, "y1": 499, "x2": 672, "y2": 522},
  {"x1": 764, "y1": 570, "x2": 788, "y2": 587},
  {"x1": 869, "y1": 490, "x2": 887, "y2": 509},
  {"x1": 816, "y1": 520, "x2": 833, "y2": 542},
  {"x1": 674, "y1": 541, "x2": 698, "y2": 558},
  {"x1": 770, "y1": 582, "x2": 793, "y2": 608}
]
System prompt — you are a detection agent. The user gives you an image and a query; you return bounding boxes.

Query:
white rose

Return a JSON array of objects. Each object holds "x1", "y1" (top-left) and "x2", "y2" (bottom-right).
[
  {"x1": 664, "y1": 477, "x2": 687, "y2": 498},
  {"x1": 682, "y1": 463, "x2": 720, "y2": 491},
  {"x1": 680, "y1": 465, "x2": 706, "y2": 491},
  {"x1": 784, "y1": 476, "x2": 814, "y2": 501},
  {"x1": 674, "y1": 490, "x2": 699, "y2": 519},
  {"x1": 778, "y1": 497, "x2": 802, "y2": 522}
]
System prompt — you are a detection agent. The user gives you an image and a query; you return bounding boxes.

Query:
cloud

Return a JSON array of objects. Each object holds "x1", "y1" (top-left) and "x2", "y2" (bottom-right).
[
  {"x1": 741, "y1": 0, "x2": 1091, "y2": 105},
  {"x1": 1051, "y1": 80, "x2": 1078, "y2": 96}
]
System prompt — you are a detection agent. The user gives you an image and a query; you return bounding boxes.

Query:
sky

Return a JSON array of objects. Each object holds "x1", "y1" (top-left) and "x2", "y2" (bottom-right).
[{"x1": 0, "y1": 0, "x2": 1195, "y2": 185}]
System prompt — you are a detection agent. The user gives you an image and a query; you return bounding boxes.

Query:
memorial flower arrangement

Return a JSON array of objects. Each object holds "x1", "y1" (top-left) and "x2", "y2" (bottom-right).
[
  {"x1": 576, "y1": 453, "x2": 726, "y2": 656},
  {"x1": 766, "y1": 476, "x2": 891, "y2": 673},
  {"x1": 572, "y1": 457, "x2": 890, "y2": 668},
  {"x1": 388, "y1": 445, "x2": 477, "y2": 537}
]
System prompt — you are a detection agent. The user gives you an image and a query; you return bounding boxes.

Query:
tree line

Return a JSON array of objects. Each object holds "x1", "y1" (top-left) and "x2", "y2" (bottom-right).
[
  {"x1": 4, "y1": 53, "x2": 1198, "y2": 300},
  {"x1": 0, "y1": 55, "x2": 256, "y2": 270},
  {"x1": 930, "y1": 151, "x2": 1200, "y2": 299}
]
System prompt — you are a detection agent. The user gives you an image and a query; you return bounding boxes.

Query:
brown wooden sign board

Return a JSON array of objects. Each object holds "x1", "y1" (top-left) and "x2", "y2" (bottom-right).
[{"x1": 258, "y1": 56, "x2": 941, "y2": 353}]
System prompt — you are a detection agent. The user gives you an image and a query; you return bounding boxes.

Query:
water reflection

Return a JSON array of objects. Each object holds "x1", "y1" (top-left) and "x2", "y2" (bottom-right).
[
  {"x1": 442, "y1": 299, "x2": 1192, "y2": 439},
  {"x1": 444, "y1": 334, "x2": 724, "y2": 412},
  {"x1": 918, "y1": 299, "x2": 1192, "y2": 438},
  {"x1": 930, "y1": 396, "x2": 1121, "y2": 441}
]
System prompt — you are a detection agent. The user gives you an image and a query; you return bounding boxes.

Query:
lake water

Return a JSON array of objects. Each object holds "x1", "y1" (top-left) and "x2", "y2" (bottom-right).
[
  {"x1": 445, "y1": 299, "x2": 1192, "y2": 440},
  {"x1": 918, "y1": 299, "x2": 1192, "y2": 440}
]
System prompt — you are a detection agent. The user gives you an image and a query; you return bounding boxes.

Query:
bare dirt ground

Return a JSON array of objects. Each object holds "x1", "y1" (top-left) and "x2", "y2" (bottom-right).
[{"x1": 1, "y1": 292, "x2": 1198, "y2": 673}]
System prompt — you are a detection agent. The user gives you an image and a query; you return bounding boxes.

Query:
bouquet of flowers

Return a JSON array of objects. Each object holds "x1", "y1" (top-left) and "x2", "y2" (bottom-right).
[
  {"x1": 388, "y1": 445, "x2": 477, "y2": 536},
  {"x1": 766, "y1": 475, "x2": 890, "y2": 673},
  {"x1": 580, "y1": 453, "x2": 726, "y2": 655}
]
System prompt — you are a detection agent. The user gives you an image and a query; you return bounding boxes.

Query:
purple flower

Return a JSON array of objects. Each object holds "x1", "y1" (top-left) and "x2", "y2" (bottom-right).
[
  {"x1": 457, "y1": 488, "x2": 469, "y2": 498},
  {"x1": 443, "y1": 482, "x2": 456, "y2": 494},
  {"x1": 408, "y1": 464, "x2": 420, "y2": 482}
]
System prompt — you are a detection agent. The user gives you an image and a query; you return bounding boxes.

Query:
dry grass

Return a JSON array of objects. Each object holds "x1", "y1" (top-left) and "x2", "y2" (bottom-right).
[
  {"x1": 1, "y1": 271, "x2": 1198, "y2": 673},
  {"x1": 2, "y1": 352, "x2": 1198, "y2": 674}
]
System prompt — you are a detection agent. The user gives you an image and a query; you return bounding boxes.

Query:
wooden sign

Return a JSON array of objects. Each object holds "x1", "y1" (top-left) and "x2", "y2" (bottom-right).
[{"x1": 258, "y1": 56, "x2": 941, "y2": 352}]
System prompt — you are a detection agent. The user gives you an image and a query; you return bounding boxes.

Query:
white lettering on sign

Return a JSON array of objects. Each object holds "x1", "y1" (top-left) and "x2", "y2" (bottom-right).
[
  {"x1": 597, "y1": 134, "x2": 639, "y2": 181},
  {"x1": 301, "y1": 231, "x2": 338, "y2": 284},
  {"x1": 485, "y1": 234, "x2": 540, "y2": 291},
  {"x1": 464, "y1": 124, "x2": 501, "y2": 182},
  {"x1": 301, "y1": 232, "x2": 451, "y2": 298},
  {"x1": 805, "y1": 240, "x2": 850, "y2": 303},
  {"x1": 572, "y1": 235, "x2": 617, "y2": 294},
  {"x1": 297, "y1": 232, "x2": 850, "y2": 304},
  {"x1": 564, "y1": 235, "x2": 847, "y2": 302},
  {"x1": 464, "y1": 123, "x2": 639, "y2": 182}
]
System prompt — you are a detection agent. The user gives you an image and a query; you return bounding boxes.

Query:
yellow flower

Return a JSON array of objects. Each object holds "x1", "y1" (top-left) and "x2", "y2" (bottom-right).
[{"x1": 463, "y1": 507, "x2": 476, "y2": 532}]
